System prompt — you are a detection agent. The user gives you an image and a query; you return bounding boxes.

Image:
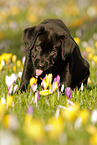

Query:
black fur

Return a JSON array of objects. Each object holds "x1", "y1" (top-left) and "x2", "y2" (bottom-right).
[{"x1": 19, "y1": 19, "x2": 90, "y2": 92}]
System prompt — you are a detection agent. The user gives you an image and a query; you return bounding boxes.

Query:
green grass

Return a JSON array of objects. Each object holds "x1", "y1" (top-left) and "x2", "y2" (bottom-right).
[{"x1": 0, "y1": 9, "x2": 97, "y2": 145}]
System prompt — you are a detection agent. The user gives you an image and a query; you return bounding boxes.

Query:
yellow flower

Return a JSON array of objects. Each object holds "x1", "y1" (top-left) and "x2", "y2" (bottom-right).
[
  {"x1": 10, "y1": 7, "x2": 19, "y2": 16},
  {"x1": 93, "y1": 56, "x2": 97, "y2": 64},
  {"x1": 47, "y1": 116, "x2": 64, "y2": 138},
  {"x1": 46, "y1": 73, "x2": 53, "y2": 87},
  {"x1": 54, "y1": 81, "x2": 58, "y2": 91},
  {"x1": 27, "y1": 13, "x2": 38, "y2": 23},
  {"x1": 7, "y1": 95, "x2": 13, "y2": 107},
  {"x1": 95, "y1": 41, "x2": 97, "y2": 48},
  {"x1": 24, "y1": 119, "x2": 45, "y2": 142},
  {"x1": 87, "y1": 77, "x2": 92, "y2": 84},
  {"x1": 0, "y1": 32, "x2": 4, "y2": 39},
  {"x1": 17, "y1": 60, "x2": 21, "y2": 68},
  {"x1": 78, "y1": 109, "x2": 89, "y2": 125},
  {"x1": 39, "y1": 90, "x2": 49, "y2": 96},
  {"x1": 0, "y1": 53, "x2": 12, "y2": 63},
  {"x1": 12, "y1": 55, "x2": 17, "y2": 63},
  {"x1": 88, "y1": 53, "x2": 93, "y2": 60},
  {"x1": 24, "y1": 114, "x2": 33, "y2": 126},
  {"x1": 62, "y1": 103, "x2": 79, "y2": 122},
  {"x1": 0, "y1": 64, "x2": 3, "y2": 71},
  {"x1": 13, "y1": 65, "x2": 16, "y2": 72},
  {"x1": 0, "y1": 101, "x2": 6, "y2": 118},
  {"x1": 74, "y1": 37, "x2": 80, "y2": 45},
  {"x1": 86, "y1": 47, "x2": 91, "y2": 53},
  {"x1": 30, "y1": 77, "x2": 37, "y2": 87},
  {"x1": 86, "y1": 125, "x2": 97, "y2": 135},
  {"x1": 89, "y1": 133, "x2": 97, "y2": 145}
]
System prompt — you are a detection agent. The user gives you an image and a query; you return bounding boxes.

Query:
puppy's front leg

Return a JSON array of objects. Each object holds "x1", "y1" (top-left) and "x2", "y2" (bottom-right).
[{"x1": 19, "y1": 53, "x2": 35, "y2": 92}]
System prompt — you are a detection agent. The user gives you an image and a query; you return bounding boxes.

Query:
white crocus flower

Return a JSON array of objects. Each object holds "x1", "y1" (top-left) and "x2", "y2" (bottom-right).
[
  {"x1": 11, "y1": 74, "x2": 17, "y2": 83},
  {"x1": 22, "y1": 56, "x2": 26, "y2": 65},
  {"x1": 18, "y1": 72, "x2": 22, "y2": 79},
  {"x1": 1, "y1": 97, "x2": 6, "y2": 105},
  {"x1": 5, "y1": 76, "x2": 14, "y2": 90},
  {"x1": 1, "y1": 60, "x2": 5, "y2": 67},
  {"x1": 91, "y1": 109, "x2": 97, "y2": 124}
]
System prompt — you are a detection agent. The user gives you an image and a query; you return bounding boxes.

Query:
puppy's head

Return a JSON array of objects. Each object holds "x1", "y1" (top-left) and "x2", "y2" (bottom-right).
[{"x1": 23, "y1": 24, "x2": 76, "y2": 76}]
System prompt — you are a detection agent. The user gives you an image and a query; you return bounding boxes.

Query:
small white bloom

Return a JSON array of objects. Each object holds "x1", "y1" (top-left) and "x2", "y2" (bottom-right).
[
  {"x1": 5, "y1": 76, "x2": 14, "y2": 88},
  {"x1": 1, "y1": 97, "x2": 6, "y2": 105},
  {"x1": 87, "y1": 6, "x2": 96, "y2": 17},
  {"x1": 91, "y1": 109, "x2": 97, "y2": 124},
  {"x1": 81, "y1": 83, "x2": 84, "y2": 91},
  {"x1": 11, "y1": 74, "x2": 17, "y2": 83},
  {"x1": 1, "y1": 60, "x2": 5, "y2": 66},
  {"x1": 55, "y1": 108, "x2": 60, "y2": 119},
  {"x1": 61, "y1": 84, "x2": 64, "y2": 93},
  {"x1": 18, "y1": 72, "x2": 22, "y2": 79},
  {"x1": 13, "y1": 85, "x2": 18, "y2": 94},
  {"x1": 74, "y1": 117, "x2": 82, "y2": 130},
  {"x1": 22, "y1": 56, "x2": 26, "y2": 65},
  {"x1": 8, "y1": 85, "x2": 13, "y2": 95}
]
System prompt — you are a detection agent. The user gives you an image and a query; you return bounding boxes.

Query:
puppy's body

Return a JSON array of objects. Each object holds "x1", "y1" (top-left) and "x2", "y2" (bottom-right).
[{"x1": 19, "y1": 19, "x2": 90, "y2": 91}]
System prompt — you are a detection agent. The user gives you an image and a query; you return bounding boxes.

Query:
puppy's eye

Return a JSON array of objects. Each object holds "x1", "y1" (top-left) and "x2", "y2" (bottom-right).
[{"x1": 36, "y1": 46, "x2": 42, "y2": 52}]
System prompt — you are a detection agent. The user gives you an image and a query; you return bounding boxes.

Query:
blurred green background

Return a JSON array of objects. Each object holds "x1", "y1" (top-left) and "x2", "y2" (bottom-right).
[{"x1": 0, "y1": 0, "x2": 97, "y2": 59}]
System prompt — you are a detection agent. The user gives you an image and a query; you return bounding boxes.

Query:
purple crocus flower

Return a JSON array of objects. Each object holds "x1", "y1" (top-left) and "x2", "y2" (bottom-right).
[
  {"x1": 82, "y1": 50, "x2": 87, "y2": 59},
  {"x1": 66, "y1": 87, "x2": 71, "y2": 99},
  {"x1": 56, "y1": 75, "x2": 60, "y2": 86},
  {"x1": 27, "y1": 105, "x2": 34, "y2": 114}
]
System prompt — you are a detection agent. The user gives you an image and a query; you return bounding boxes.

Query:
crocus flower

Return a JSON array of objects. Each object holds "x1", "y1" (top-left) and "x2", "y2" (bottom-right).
[
  {"x1": 91, "y1": 109, "x2": 97, "y2": 124},
  {"x1": 18, "y1": 72, "x2": 22, "y2": 79},
  {"x1": 27, "y1": 105, "x2": 34, "y2": 114},
  {"x1": 22, "y1": 56, "x2": 26, "y2": 65},
  {"x1": 16, "y1": 60, "x2": 21, "y2": 68},
  {"x1": 30, "y1": 77, "x2": 37, "y2": 88},
  {"x1": 0, "y1": 64, "x2": 3, "y2": 71},
  {"x1": 7, "y1": 95, "x2": 13, "y2": 108},
  {"x1": 2, "y1": 114, "x2": 19, "y2": 131},
  {"x1": 47, "y1": 116, "x2": 64, "y2": 139},
  {"x1": 32, "y1": 83, "x2": 37, "y2": 94},
  {"x1": 12, "y1": 85, "x2": 18, "y2": 94},
  {"x1": 34, "y1": 90, "x2": 40, "y2": 106},
  {"x1": 12, "y1": 55, "x2": 17, "y2": 63},
  {"x1": 66, "y1": 87, "x2": 71, "y2": 99}
]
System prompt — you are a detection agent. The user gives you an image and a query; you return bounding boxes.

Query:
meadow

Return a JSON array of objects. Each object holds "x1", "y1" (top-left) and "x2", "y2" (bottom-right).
[{"x1": 0, "y1": 0, "x2": 97, "y2": 145}]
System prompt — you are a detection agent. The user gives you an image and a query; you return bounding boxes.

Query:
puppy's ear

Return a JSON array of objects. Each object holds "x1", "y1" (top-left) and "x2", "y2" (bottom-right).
[
  {"x1": 23, "y1": 26, "x2": 36, "y2": 50},
  {"x1": 61, "y1": 34, "x2": 76, "y2": 60},
  {"x1": 23, "y1": 25, "x2": 44, "y2": 51}
]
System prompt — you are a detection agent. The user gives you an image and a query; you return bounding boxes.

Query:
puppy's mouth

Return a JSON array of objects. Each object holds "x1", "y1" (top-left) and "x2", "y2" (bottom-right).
[{"x1": 36, "y1": 69, "x2": 43, "y2": 76}]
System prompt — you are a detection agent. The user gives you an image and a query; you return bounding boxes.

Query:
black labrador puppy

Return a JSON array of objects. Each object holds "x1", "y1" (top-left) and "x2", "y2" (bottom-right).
[{"x1": 19, "y1": 19, "x2": 90, "y2": 92}]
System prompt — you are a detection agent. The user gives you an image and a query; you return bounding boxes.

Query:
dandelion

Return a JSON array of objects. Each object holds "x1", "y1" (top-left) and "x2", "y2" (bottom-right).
[{"x1": 66, "y1": 87, "x2": 71, "y2": 99}]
